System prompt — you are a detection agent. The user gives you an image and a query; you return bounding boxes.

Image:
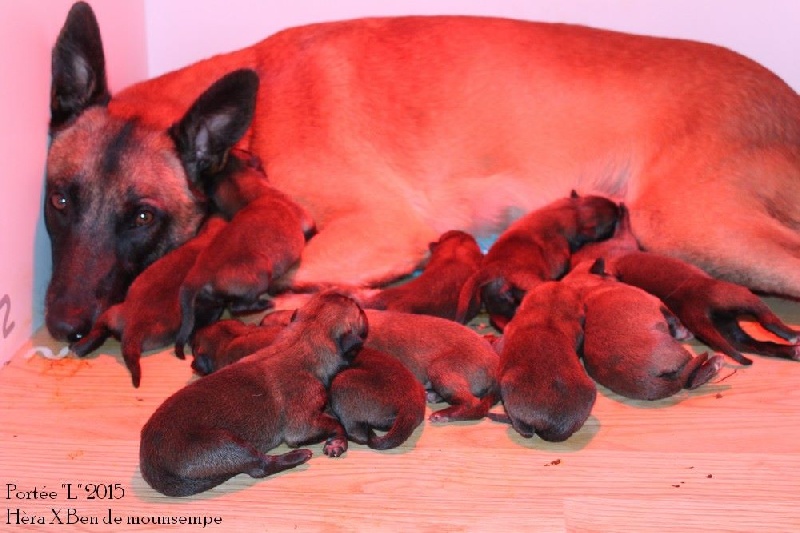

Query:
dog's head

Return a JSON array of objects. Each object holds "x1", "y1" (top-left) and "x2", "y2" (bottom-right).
[{"x1": 45, "y1": 3, "x2": 259, "y2": 341}]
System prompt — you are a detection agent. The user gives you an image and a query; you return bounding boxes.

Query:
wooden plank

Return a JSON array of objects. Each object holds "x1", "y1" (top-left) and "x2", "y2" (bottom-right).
[{"x1": 2, "y1": 296, "x2": 800, "y2": 531}]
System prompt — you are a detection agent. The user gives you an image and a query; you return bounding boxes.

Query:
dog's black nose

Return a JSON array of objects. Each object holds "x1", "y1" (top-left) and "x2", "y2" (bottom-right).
[{"x1": 47, "y1": 314, "x2": 92, "y2": 344}]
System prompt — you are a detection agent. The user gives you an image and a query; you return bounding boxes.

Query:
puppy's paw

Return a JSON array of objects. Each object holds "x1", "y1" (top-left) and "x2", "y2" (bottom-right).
[
  {"x1": 426, "y1": 391, "x2": 444, "y2": 403},
  {"x1": 323, "y1": 436, "x2": 348, "y2": 457},
  {"x1": 428, "y1": 410, "x2": 451, "y2": 424}
]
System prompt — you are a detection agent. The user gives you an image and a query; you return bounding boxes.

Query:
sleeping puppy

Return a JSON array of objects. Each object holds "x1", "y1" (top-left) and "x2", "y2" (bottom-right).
[
  {"x1": 564, "y1": 260, "x2": 723, "y2": 401},
  {"x1": 69, "y1": 217, "x2": 227, "y2": 387},
  {"x1": 489, "y1": 281, "x2": 596, "y2": 442},
  {"x1": 139, "y1": 292, "x2": 368, "y2": 497},
  {"x1": 261, "y1": 309, "x2": 499, "y2": 422},
  {"x1": 361, "y1": 230, "x2": 483, "y2": 321},
  {"x1": 174, "y1": 185, "x2": 313, "y2": 358},
  {"x1": 455, "y1": 193, "x2": 620, "y2": 328},
  {"x1": 329, "y1": 347, "x2": 426, "y2": 450},
  {"x1": 189, "y1": 319, "x2": 284, "y2": 376},
  {"x1": 607, "y1": 251, "x2": 800, "y2": 365}
]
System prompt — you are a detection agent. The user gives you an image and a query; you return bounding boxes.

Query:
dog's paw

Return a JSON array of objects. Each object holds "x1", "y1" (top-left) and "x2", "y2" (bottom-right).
[{"x1": 323, "y1": 436, "x2": 348, "y2": 457}]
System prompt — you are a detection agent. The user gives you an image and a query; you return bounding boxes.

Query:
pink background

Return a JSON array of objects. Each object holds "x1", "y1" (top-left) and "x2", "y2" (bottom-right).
[{"x1": 2, "y1": 0, "x2": 799, "y2": 361}]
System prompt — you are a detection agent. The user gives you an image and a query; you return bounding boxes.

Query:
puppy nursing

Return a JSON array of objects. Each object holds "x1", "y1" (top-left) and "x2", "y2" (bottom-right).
[
  {"x1": 139, "y1": 293, "x2": 368, "y2": 497},
  {"x1": 570, "y1": 206, "x2": 800, "y2": 365},
  {"x1": 564, "y1": 261, "x2": 723, "y2": 401},
  {"x1": 608, "y1": 252, "x2": 800, "y2": 364},
  {"x1": 491, "y1": 282, "x2": 596, "y2": 441},
  {"x1": 456, "y1": 193, "x2": 620, "y2": 328},
  {"x1": 362, "y1": 230, "x2": 483, "y2": 321}
]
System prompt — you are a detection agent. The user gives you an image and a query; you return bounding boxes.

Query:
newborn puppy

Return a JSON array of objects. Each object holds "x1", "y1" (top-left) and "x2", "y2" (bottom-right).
[
  {"x1": 174, "y1": 184, "x2": 313, "y2": 358},
  {"x1": 69, "y1": 217, "x2": 227, "y2": 387},
  {"x1": 140, "y1": 292, "x2": 368, "y2": 497},
  {"x1": 261, "y1": 309, "x2": 499, "y2": 423},
  {"x1": 362, "y1": 230, "x2": 483, "y2": 321},
  {"x1": 189, "y1": 319, "x2": 284, "y2": 376},
  {"x1": 329, "y1": 347, "x2": 426, "y2": 450},
  {"x1": 489, "y1": 281, "x2": 596, "y2": 442},
  {"x1": 455, "y1": 192, "x2": 620, "y2": 328},
  {"x1": 608, "y1": 251, "x2": 799, "y2": 365},
  {"x1": 564, "y1": 260, "x2": 723, "y2": 401}
]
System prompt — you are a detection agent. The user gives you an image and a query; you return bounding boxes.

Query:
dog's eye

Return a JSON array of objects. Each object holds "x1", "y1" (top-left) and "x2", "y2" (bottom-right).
[
  {"x1": 50, "y1": 192, "x2": 68, "y2": 211},
  {"x1": 133, "y1": 209, "x2": 155, "y2": 227}
]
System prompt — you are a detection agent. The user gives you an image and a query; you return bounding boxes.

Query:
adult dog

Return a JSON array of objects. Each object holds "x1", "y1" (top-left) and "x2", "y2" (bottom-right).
[{"x1": 45, "y1": 2, "x2": 800, "y2": 342}]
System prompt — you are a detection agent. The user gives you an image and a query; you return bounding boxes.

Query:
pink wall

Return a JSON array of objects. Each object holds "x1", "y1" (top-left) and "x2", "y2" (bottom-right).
[
  {"x1": 0, "y1": 1, "x2": 147, "y2": 363},
  {"x1": 144, "y1": 0, "x2": 800, "y2": 91}
]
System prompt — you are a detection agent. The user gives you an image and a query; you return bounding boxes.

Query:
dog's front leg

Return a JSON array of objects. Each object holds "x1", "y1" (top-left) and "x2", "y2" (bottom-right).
[
  {"x1": 285, "y1": 411, "x2": 349, "y2": 457},
  {"x1": 280, "y1": 210, "x2": 438, "y2": 290}
]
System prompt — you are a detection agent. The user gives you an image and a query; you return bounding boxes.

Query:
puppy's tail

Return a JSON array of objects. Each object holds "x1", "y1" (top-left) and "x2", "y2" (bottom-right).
[{"x1": 367, "y1": 407, "x2": 425, "y2": 450}]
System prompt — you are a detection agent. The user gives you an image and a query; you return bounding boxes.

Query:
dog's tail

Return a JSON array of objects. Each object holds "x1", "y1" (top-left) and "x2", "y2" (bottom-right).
[{"x1": 367, "y1": 407, "x2": 425, "y2": 450}]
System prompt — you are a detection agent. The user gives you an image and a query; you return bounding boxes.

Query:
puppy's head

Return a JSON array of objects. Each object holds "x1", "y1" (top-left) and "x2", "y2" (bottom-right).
[
  {"x1": 291, "y1": 292, "x2": 369, "y2": 363},
  {"x1": 430, "y1": 230, "x2": 483, "y2": 261},
  {"x1": 571, "y1": 196, "x2": 621, "y2": 248}
]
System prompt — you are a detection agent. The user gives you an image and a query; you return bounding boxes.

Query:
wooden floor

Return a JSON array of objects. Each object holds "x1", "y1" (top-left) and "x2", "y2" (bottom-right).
[{"x1": 3, "y1": 298, "x2": 800, "y2": 532}]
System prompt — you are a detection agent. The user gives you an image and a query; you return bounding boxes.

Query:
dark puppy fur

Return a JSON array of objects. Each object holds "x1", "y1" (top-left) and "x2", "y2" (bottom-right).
[
  {"x1": 69, "y1": 217, "x2": 227, "y2": 387},
  {"x1": 262, "y1": 309, "x2": 499, "y2": 423},
  {"x1": 489, "y1": 281, "x2": 596, "y2": 441},
  {"x1": 568, "y1": 203, "x2": 640, "y2": 268},
  {"x1": 362, "y1": 230, "x2": 483, "y2": 321},
  {"x1": 608, "y1": 251, "x2": 799, "y2": 365},
  {"x1": 139, "y1": 292, "x2": 368, "y2": 497},
  {"x1": 564, "y1": 260, "x2": 723, "y2": 401},
  {"x1": 189, "y1": 319, "x2": 284, "y2": 376},
  {"x1": 455, "y1": 193, "x2": 620, "y2": 328},
  {"x1": 174, "y1": 188, "x2": 312, "y2": 357},
  {"x1": 329, "y1": 347, "x2": 426, "y2": 450}
]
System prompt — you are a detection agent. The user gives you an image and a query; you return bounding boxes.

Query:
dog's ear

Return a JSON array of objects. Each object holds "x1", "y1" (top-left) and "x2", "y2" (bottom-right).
[
  {"x1": 169, "y1": 69, "x2": 260, "y2": 186},
  {"x1": 50, "y1": 2, "x2": 111, "y2": 133}
]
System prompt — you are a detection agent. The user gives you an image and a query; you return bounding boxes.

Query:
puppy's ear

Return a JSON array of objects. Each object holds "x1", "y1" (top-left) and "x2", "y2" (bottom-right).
[
  {"x1": 169, "y1": 69, "x2": 260, "y2": 186},
  {"x1": 336, "y1": 330, "x2": 365, "y2": 361},
  {"x1": 589, "y1": 257, "x2": 607, "y2": 276},
  {"x1": 50, "y1": 2, "x2": 110, "y2": 133}
]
